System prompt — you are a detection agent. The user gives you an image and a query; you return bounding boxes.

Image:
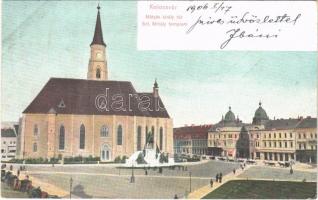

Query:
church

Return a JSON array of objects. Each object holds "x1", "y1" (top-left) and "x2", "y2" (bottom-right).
[{"x1": 18, "y1": 5, "x2": 173, "y2": 161}]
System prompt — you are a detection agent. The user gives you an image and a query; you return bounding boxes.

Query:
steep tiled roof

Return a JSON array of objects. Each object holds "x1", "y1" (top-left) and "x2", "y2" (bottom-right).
[
  {"x1": 296, "y1": 117, "x2": 317, "y2": 129},
  {"x1": 1, "y1": 128, "x2": 16, "y2": 137},
  {"x1": 173, "y1": 125, "x2": 212, "y2": 140},
  {"x1": 23, "y1": 78, "x2": 170, "y2": 118},
  {"x1": 264, "y1": 119, "x2": 301, "y2": 130}
]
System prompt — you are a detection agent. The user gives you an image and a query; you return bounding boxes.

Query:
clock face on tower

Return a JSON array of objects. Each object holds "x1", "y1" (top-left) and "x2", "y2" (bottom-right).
[{"x1": 96, "y1": 52, "x2": 102, "y2": 59}]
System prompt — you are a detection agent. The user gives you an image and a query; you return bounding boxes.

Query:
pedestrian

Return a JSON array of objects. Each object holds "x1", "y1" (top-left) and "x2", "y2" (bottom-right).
[
  {"x1": 215, "y1": 173, "x2": 219, "y2": 183},
  {"x1": 233, "y1": 169, "x2": 236, "y2": 174},
  {"x1": 244, "y1": 163, "x2": 246, "y2": 167},
  {"x1": 219, "y1": 172, "x2": 223, "y2": 183},
  {"x1": 10, "y1": 165, "x2": 13, "y2": 171},
  {"x1": 210, "y1": 178, "x2": 213, "y2": 187},
  {"x1": 174, "y1": 194, "x2": 178, "y2": 199},
  {"x1": 145, "y1": 170, "x2": 148, "y2": 175},
  {"x1": 17, "y1": 169, "x2": 20, "y2": 177}
]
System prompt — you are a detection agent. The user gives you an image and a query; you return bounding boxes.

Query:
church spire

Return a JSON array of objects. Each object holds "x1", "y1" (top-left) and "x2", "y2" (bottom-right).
[
  {"x1": 87, "y1": 4, "x2": 108, "y2": 80},
  {"x1": 91, "y1": 4, "x2": 106, "y2": 46},
  {"x1": 153, "y1": 79, "x2": 159, "y2": 97}
]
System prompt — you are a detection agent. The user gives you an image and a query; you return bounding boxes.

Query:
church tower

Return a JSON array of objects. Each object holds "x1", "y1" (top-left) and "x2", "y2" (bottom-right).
[{"x1": 87, "y1": 5, "x2": 108, "y2": 80}]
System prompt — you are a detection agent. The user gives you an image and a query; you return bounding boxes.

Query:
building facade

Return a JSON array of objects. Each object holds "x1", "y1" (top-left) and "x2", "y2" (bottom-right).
[
  {"x1": 207, "y1": 103, "x2": 317, "y2": 163},
  {"x1": 174, "y1": 124, "x2": 212, "y2": 156},
  {"x1": 18, "y1": 6, "x2": 173, "y2": 161},
  {"x1": 294, "y1": 117, "x2": 317, "y2": 163},
  {"x1": 1, "y1": 122, "x2": 19, "y2": 161},
  {"x1": 207, "y1": 107, "x2": 248, "y2": 158}
]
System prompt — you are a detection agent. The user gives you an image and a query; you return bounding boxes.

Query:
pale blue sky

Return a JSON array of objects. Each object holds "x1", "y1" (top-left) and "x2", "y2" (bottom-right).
[{"x1": 2, "y1": 1, "x2": 316, "y2": 126}]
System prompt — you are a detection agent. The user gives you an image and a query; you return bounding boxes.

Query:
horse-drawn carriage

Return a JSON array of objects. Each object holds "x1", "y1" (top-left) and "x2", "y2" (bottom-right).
[
  {"x1": 264, "y1": 161, "x2": 276, "y2": 166},
  {"x1": 278, "y1": 161, "x2": 290, "y2": 167},
  {"x1": 1, "y1": 169, "x2": 59, "y2": 198}
]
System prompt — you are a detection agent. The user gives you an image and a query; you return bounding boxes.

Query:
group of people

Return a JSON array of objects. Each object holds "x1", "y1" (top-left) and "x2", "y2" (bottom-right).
[{"x1": 210, "y1": 172, "x2": 223, "y2": 187}]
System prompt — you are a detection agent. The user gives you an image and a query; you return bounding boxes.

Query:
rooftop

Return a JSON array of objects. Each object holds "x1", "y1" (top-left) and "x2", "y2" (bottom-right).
[
  {"x1": 1, "y1": 128, "x2": 17, "y2": 138},
  {"x1": 174, "y1": 124, "x2": 212, "y2": 140},
  {"x1": 23, "y1": 78, "x2": 170, "y2": 118}
]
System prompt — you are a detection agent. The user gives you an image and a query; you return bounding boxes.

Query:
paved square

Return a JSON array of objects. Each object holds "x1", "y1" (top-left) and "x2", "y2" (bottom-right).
[
  {"x1": 19, "y1": 161, "x2": 317, "y2": 198},
  {"x1": 25, "y1": 160, "x2": 240, "y2": 198}
]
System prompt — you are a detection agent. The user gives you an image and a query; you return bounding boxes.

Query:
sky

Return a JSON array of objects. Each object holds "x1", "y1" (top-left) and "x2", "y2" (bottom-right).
[{"x1": 1, "y1": 1, "x2": 317, "y2": 127}]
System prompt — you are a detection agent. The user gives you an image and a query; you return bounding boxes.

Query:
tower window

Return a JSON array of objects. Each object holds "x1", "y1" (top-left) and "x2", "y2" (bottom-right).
[{"x1": 96, "y1": 68, "x2": 101, "y2": 79}]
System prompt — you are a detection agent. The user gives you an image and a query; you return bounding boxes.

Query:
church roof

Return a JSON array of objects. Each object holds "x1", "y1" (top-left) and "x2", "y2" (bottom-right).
[
  {"x1": 23, "y1": 78, "x2": 170, "y2": 118},
  {"x1": 90, "y1": 5, "x2": 106, "y2": 46}
]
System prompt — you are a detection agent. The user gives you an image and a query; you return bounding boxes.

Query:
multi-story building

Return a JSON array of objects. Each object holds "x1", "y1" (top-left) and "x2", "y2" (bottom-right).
[
  {"x1": 207, "y1": 102, "x2": 317, "y2": 163},
  {"x1": 174, "y1": 124, "x2": 212, "y2": 156},
  {"x1": 294, "y1": 117, "x2": 317, "y2": 163},
  {"x1": 208, "y1": 107, "x2": 248, "y2": 158},
  {"x1": 1, "y1": 123, "x2": 19, "y2": 161},
  {"x1": 250, "y1": 118, "x2": 299, "y2": 161},
  {"x1": 18, "y1": 6, "x2": 173, "y2": 161}
]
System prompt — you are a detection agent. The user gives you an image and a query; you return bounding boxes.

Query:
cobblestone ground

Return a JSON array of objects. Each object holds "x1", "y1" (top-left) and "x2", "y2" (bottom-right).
[
  {"x1": 24, "y1": 161, "x2": 240, "y2": 198},
  {"x1": 238, "y1": 166, "x2": 317, "y2": 182}
]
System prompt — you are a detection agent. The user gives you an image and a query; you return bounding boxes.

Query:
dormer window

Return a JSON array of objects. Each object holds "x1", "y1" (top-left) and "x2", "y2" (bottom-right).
[{"x1": 58, "y1": 99, "x2": 66, "y2": 108}]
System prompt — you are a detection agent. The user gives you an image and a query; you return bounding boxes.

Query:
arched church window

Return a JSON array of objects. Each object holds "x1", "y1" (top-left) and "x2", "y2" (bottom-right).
[
  {"x1": 100, "y1": 125, "x2": 109, "y2": 137},
  {"x1": 137, "y1": 126, "x2": 142, "y2": 151},
  {"x1": 33, "y1": 124, "x2": 39, "y2": 136},
  {"x1": 59, "y1": 125, "x2": 65, "y2": 150},
  {"x1": 33, "y1": 143, "x2": 37, "y2": 152},
  {"x1": 145, "y1": 126, "x2": 148, "y2": 143},
  {"x1": 96, "y1": 68, "x2": 101, "y2": 79},
  {"x1": 151, "y1": 126, "x2": 155, "y2": 135},
  {"x1": 117, "y1": 125, "x2": 123, "y2": 145},
  {"x1": 80, "y1": 124, "x2": 85, "y2": 149},
  {"x1": 159, "y1": 127, "x2": 163, "y2": 150}
]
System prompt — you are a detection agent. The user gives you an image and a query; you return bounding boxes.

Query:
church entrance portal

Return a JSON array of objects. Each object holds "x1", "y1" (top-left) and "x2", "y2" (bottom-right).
[{"x1": 101, "y1": 144, "x2": 111, "y2": 161}]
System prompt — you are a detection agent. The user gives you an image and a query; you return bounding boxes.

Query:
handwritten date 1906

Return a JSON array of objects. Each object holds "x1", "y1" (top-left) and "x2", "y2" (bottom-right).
[{"x1": 186, "y1": 2, "x2": 232, "y2": 15}]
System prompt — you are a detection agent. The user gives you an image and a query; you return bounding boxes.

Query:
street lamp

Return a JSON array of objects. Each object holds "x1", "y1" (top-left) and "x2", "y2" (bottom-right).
[
  {"x1": 70, "y1": 177, "x2": 73, "y2": 199},
  {"x1": 130, "y1": 164, "x2": 135, "y2": 183},
  {"x1": 189, "y1": 171, "x2": 192, "y2": 193}
]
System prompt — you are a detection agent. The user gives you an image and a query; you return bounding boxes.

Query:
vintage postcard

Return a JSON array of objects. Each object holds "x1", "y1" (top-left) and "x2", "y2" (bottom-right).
[{"x1": 1, "y1": 0, "x2": 317, "y2": 199}]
